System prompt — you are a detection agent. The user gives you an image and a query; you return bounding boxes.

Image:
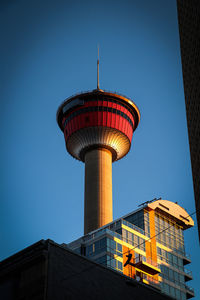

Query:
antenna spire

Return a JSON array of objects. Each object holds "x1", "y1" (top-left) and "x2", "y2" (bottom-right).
[{"x1": 97, "y1": 45, "x2": 100, "y2": 90}]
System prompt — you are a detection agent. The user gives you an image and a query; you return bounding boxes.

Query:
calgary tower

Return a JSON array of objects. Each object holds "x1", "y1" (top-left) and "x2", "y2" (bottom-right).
[{"x1": 57, "y1": 52, "x2": 140, "y2": 234}]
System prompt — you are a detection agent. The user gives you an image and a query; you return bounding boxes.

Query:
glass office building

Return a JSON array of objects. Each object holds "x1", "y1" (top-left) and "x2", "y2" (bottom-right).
[{"x1": 67, "y1": 199, "x2": 194, "y2": 300}]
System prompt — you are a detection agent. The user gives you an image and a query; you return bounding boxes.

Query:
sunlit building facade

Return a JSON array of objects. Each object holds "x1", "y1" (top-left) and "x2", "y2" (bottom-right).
[{"x1": 67, "y1": 199, "x2": 194, "y2": 300}]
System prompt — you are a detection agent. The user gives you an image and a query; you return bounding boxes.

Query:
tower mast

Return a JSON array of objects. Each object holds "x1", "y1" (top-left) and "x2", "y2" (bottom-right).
[{"x1": 97, "y1": 46, "x2": 100, "y2": 90}]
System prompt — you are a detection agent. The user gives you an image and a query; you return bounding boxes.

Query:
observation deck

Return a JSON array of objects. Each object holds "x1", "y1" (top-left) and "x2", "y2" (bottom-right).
[{"x1": 57, "y1": 89, "x2": 140, "y2": 162}]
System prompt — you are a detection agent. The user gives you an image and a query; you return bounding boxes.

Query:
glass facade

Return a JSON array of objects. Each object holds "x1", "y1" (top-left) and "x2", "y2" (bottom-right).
[
  {"x1": 121, "y1": 227, "x2": 146, "y2": 251},
  {"x1": 154, "y1": 211, "x2": 194, "y2": 299},
  {"x1": 155, "y1": 212, "x2": 185, "y2": 254},
  {"x1": 67, "y1": 201, "x2": 194, "y2": 300}
]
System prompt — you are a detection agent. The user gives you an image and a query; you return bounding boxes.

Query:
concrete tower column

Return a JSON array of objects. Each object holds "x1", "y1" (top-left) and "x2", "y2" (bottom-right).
[{"x1": 84, "y1": 148, "x2": 113, "y2": 234}]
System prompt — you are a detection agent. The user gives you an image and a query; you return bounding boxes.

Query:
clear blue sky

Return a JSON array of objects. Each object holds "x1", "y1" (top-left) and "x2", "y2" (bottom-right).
[{"x1": 0, "y1": 0, "x2": 199, "y2": 298}]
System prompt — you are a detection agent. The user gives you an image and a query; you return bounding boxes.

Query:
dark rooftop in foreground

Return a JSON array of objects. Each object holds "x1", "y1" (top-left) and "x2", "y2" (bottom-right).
[{"x1": 0, "y1": 239, "x2": 173, "y2": 300}]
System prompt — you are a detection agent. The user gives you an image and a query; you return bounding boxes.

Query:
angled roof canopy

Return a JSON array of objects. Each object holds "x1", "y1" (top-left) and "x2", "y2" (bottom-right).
[{"x1": 147, "y1": 200, "x2": 194, "y2": 229}]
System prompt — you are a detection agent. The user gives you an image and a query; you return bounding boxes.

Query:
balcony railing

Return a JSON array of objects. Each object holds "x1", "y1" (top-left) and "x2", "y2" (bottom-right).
[
  {"x1": 83, "y1": 227, "x2": 123, "y2": 243},
  {"x1": 134, "y1": 255, "x2": 158, "y2": 268},
  {"x1": 132, "y1": 255, "x2": 160, "y2": 275},
  {"x1": 184, "y1": 253, "x2": 191, "y2": 260},
  {"x1": 121, "y1": 219, "x2": 150, "y2": 237},
  {"x1": 185, "y1": 285, "x2": 194, "y2": 294},
  {"x1": 184, "y1": 268, "x2": 192, "y2": 277},
  {"x1": 184, "y1": 268, "x2": 193, "y2": 282},
  {"x1": 143, "y1": 274, "x2": 161, "y2": 289}
]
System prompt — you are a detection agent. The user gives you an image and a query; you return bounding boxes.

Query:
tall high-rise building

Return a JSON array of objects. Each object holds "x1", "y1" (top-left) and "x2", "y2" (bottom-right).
[
  {"x1": 67, "y1": 199, "x2": 194, "y2": 300},
  {"x1": 177, "y1": 0, "x2": 200, "y2": 240}
]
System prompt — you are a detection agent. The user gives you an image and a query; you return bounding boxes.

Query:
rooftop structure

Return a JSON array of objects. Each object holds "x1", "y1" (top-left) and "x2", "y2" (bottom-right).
[{"x1": 67, "y1": 199, "x2": 194, "y2": 300}]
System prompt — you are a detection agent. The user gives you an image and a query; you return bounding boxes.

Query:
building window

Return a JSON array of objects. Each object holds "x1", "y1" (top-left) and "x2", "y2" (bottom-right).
[
  {"x1": 117, "y1": 261, "x2": 123, "y2": 271},
  {"x1": 163, "y1": 283, "x2": 170, "y2": 295},
  {"x1": 170, "y1": 286, "x2": 176, "y2": 298}
]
